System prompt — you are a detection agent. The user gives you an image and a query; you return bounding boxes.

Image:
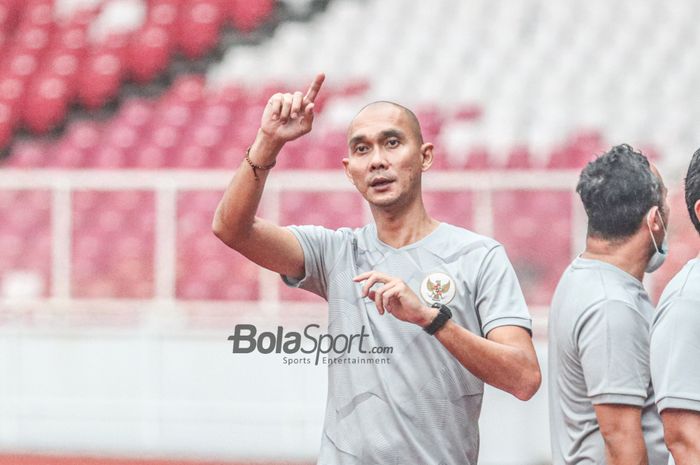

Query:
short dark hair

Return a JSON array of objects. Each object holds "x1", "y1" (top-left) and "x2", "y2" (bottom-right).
[
  {"x1": 686, "y1": 149, "x2": 700, "y2": 235},
  {"x1": 576, "y1": 144, "x2": 662, "y2": 240}
]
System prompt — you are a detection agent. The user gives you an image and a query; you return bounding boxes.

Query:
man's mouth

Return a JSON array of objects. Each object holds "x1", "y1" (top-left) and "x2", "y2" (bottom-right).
[{"x1": 369, "y1": 177, "x2": 394, "y2": 188}]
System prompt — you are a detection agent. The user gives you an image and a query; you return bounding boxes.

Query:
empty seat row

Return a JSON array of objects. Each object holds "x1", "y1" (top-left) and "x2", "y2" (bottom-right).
[{"x1": 0, "y1": 0, "x2": 277, "y2": 149}]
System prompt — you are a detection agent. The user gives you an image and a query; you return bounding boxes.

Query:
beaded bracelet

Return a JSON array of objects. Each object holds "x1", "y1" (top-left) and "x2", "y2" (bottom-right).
[{"x1": 244, "y1": 146, "x2": 276, "y2": 180}]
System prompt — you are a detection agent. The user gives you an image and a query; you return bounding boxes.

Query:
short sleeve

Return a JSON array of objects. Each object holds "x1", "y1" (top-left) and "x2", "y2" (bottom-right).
[
  {"x1": 651, "y1": 298, "x2": 700, "y2": 413},
  {"x1": 576, "y1": 300, "x2": 650, "y2": 406},
  {"x1": 280, "y1": 225, "x2": 346, "y2": 300},
  {"x1": 473, "y1": 245, "x2": 532, "y2": 336}
]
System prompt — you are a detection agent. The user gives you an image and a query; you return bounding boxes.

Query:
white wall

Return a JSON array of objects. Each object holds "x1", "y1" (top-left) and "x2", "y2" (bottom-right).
[{"x1": 0, "y1": 306, "x2": 550, "y2": 464}]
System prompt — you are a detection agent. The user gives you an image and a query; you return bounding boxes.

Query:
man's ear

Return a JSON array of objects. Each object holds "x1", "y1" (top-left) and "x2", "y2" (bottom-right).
[
  {"x1": 420, "y1": 143, "x2": 434, "y2": 171},
  {"x1": 342, "y1": 158, "x2": 355, "y2": 185},
  {"x1": 695, "y1": 199, "x2": 700, "y2": 225},
  {"x1": 647, "y1": 205, "x2": 663, "y2": 232}
]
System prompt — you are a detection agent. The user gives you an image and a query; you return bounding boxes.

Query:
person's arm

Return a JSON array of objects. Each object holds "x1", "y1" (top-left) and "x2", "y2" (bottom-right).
[
  {"x1": 651, "y1": 297, "x2": 700, "y2": 465},
  {"x1": 212, "y1": 73, "x2": 325, "y2": 279},
  {"x1": 576, "y1": 300, "x2": 651, "y2": 464},
  {"x1": 661, "y1": 409, "x2": 700, "y2": 465},
  {"x1": 353, "y1": 271, "x2": 541, "y2": 400},
  {"x1": 594, "y1": 404, "x2": 648, "y2": 465},
  {"x1": 434, "y1": 319, "x2": 540, "y2": 400}
]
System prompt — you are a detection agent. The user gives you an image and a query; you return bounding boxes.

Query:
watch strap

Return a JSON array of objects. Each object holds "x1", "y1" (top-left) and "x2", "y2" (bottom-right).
[{"x1": 423, "y1": 303, "x2": 452, "y2": 335}]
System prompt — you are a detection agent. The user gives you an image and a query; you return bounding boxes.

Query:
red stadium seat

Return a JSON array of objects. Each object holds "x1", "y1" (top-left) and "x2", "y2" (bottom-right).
[
  {"x1": 168, "y1": 74, "x2": 206, "y2": 105},
  {"x1": 453, "y1": 104, "x2": 483, "y2": 121},
  {"x1": 0, "y1": 2, "x2": 20, "y2": 33},
  {"x1": 178, "y1": 0, "x2": 222, "y2": 59},
  {"x1": 5, "y1": 51, "x2": 37, "y2": 79},
  {"x1": 133, "y1": 144, "x2": 168, "y2": 168},
  {"x1": 505, "y1": 146, "x2": 533, "y2": 169},
  {"x1": 104, "y1": 122, "x2": 140, "y2": 152},
  {"x1": 23, "y1": 75, "x2": 68, "y2": 133},
  {"x1": 50, "y1": 143, "x2": 85, "y2": 168},
  {"x1": 176, "y1": 190, "x2": 260, "y2": 300},
  {"x1": 128, "y1": 26, "x2": 171, "y2": 83},
  {"x1": 55, "y1": 25, "x2": 88, "y2": 56},
  {"x1": 0, "y1": 190, "x2": 51, "y2": 298},
  {"x1": 0, "y1": 101, "x2": 13, "y2": 148},
  {"x1": 65, "y1": 119, "x2": 101, "y2": 152},
  {"x1": 148, "y1": 0, "x2": 180, "y2": 33},
  {"x1": 23, "y1": 1, "x2": 53, "y2": 29},
  {"x1": 227, "y1": 0, "x2": 275, "y2": 32},
  {"x1": 119, "y1": 98, "x2": 154, "y2": 128},
  {"x1": 547, "y1": 131, "x2": 605, "y2": 169},
  {"x1": 101, "y1": 32, "x2": 131, "y2": 65},
  {"x1": 493, "y1": 191, "x2": 573, "y2": 305},
  {"x1": 3, "y1": 140, "x2": 46, "y2": 167},
  {"x1": 0, "y1": 77, "x2": 27, "y2": 131},
  {"x1": 78, "y1": 51, "x2": 123, "y2": 109},
  {"x1": 91, "y1": 145, "x2": 127, "y2": 168},
  {"x1": 177, "y1": 144, "x2": 208, "y2": 168},
  {"x1": 71, "y1": 191, "x2": 155, "y2": 298},
  {"x1": 424, "y1": 192, "x2": 474, "y2": 229},
  {"x1": 150, "y1": 125, "x2": 180, "y2": 150},
  {"x1": 42, "y1": 52, "x2": 80, "y2": 97},
  {"x1": 15, "y1": 24, "x2": 50, "y2": 54},
  {"x1": 415, "y1": 105, "x2": 443, "y2": 142},
  {"x1": 463, "y1": 147, "x2": 492, "y2": 170}
]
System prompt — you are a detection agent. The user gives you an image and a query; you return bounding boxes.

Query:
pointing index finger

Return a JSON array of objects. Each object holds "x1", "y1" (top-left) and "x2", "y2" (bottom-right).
[{"x1": 304, "y1": 73, "x2": 325, "y2": 103}]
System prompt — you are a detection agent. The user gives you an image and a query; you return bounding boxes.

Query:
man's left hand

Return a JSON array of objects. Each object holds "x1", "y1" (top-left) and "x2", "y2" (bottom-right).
[{"x1": 353, "y1": 271, "x2": 438, "y2": 327}]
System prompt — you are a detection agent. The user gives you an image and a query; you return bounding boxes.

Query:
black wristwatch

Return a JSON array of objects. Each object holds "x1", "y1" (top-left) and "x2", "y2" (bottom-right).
[{"x1": 423, "y1": 303, "x2": 452, "y2": 335}]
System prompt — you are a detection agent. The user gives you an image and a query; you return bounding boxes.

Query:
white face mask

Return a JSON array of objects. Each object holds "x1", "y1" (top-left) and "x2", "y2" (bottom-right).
[{"x1": 645, "y1": 209, "x2": 668, "y2": 273}]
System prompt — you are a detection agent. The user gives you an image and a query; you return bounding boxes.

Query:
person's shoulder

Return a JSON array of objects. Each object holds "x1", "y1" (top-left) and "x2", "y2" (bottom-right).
[
  {"x1": 654, "y1": 258, "x2": 700, "y2": 328},
  {"x1": 677, "y1": 258, "x2": 700, "y2": 299},
  {"x1": 550, "y1": 259, "x2": 609, "y2": 317},
  {"x1": 287, "y1": 223, "x2": 360, "y2": 244},
  {"x1": 329, "y1": 224, "x2": 374, "y2": 244},
  {"x1": 436, "y1": 223, "x2": 501, "y2": 255},
  {"x1": 568, "y1": 258, "x2": 643, "y2": 304},
  {"x1": 345, "y1": 223, "x2": 372, "y2": 239}
]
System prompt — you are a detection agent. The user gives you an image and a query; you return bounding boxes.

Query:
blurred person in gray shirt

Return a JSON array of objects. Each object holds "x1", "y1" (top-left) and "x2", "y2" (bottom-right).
[
  {"x1": 650, "y1": 150, "x2": 700, "y2": 465},
  {"x1": 548, "y1": 144, "x2": 669, "y2": 465}
]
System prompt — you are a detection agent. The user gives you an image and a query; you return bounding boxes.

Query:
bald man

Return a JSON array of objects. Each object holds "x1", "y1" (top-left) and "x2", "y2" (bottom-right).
[{"x1": 213, "y1": 74, "x2": 541, "y2": 464}]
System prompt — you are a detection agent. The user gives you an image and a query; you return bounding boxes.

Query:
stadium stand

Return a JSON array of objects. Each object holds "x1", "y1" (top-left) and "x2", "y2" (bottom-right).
[
  {"x1": 2, "y1": 0, "x2": 699, "y2": 306},
  {"x1": 0, "y1": 0, "x2": 276, "y2": 147}
]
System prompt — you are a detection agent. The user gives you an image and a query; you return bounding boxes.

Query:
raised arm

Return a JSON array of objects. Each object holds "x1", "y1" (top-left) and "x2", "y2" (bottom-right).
[{"x1": 212, "y1": 73, "x2": 325, "y2": 278}]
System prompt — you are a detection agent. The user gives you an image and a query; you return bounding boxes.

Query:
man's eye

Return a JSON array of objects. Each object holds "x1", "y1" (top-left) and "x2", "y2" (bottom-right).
[
  {"x1": 355, "y1": 145, "x2": 369, "y2": 153},
  {"x1": 387, "y1": 139, "x2": 399, "y2": 148}
]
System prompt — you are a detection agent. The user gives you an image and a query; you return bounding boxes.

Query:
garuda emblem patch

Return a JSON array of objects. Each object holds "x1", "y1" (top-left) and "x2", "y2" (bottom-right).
[{"x1": 420, "y1": 272, "x2": 456, "y2": 305}]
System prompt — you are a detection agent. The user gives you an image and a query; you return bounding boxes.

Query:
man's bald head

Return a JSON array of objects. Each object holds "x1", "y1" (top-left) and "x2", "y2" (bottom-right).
[{"x1": 348, "y1": 101, "x2": 424, "y2": 144}]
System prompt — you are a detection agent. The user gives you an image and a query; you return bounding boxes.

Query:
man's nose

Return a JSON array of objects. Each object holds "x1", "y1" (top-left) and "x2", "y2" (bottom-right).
[{"x1": 369, "y1": 146, "x2": 388, "y2": 170}]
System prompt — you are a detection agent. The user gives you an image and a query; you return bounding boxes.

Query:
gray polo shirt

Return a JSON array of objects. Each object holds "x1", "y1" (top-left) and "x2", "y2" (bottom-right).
[
  {"x1": 651, "y1": 258, "x2": 700, "y2": 414},
  {"x1": 548, "y1": 257, "x2": 667, "y2": 465},
  {"x1": 283, "y1": 222, "x2": 532, "y2": 465}
]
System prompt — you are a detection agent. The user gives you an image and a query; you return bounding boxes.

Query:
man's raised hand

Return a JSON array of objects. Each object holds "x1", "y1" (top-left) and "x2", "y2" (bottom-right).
[{"x1": 260, "y1": 73, "x2": 325, "y2": 144}]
